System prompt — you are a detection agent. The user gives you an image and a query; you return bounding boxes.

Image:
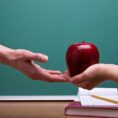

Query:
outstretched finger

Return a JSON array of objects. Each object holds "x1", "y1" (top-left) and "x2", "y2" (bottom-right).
[
  {"x1": 64, "y1": 70, "x2": 71, "y2": 76},
  {"x1": 63, "y1": 74, "x2": 71, "y2": 82},
  {"x1": 47, "y1": 70, "x2": 62, "y2": 75},
  {"x1": 48, "y1": 75, "x2": 70, "y2": 82}
]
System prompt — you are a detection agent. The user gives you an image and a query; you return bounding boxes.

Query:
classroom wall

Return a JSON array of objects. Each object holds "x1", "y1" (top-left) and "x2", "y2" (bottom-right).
[{"x1": 0, "y1": 0, "x2": 118, "y2": 95}]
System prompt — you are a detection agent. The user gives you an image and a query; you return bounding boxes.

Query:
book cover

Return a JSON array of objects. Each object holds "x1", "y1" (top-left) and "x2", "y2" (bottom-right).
[{"x1": 65, "y1": 101, "x2": 118, "y2": 117}]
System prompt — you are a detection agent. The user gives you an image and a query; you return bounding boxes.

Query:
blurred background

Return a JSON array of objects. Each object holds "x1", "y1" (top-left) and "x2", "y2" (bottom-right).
[{"x1": 0, "y1": 0, "x2": 118, "y2": 95}]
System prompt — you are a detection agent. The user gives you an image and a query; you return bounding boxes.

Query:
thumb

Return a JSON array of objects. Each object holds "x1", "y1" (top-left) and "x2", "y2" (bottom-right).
[
  {"x1": 33, "y1": 53, "x2": 48, "y2": 63},
  {"x1": 25, "y1": 51, "x2": 48, "y2": 63},
  {"x1": 71, "y1": 72, "x2": 87, "y2": 84}
]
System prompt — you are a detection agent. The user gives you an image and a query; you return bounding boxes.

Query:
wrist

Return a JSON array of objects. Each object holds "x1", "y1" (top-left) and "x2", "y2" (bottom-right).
[
  {"x1": 105, "y1": 64, "x2": 118, "y2": 82},
  {"x1": 96, "y1": 64, "x2": 110, "y2": 81},
  {"x1": 0, "y1": 45, "x2": 15, "y2": 66}
]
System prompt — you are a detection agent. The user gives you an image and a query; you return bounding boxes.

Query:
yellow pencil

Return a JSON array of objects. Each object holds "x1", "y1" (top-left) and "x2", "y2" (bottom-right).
[{"x1": 91, "y1": 94, "x2": 118, "y2": 104}]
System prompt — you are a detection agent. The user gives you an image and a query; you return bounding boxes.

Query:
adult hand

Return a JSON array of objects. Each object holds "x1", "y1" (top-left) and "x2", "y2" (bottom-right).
[
  {"x1": 0, "y1": 45, "x2": 68, "y2": 82},
  {"x1": 11, "y1": 49, "x2": 69, "y2": 82}
]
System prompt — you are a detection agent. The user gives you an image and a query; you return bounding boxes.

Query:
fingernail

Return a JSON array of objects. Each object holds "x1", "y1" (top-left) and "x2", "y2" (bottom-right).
[{"x1": 43, "y1": 55, "x2": 48, "y2": 61}]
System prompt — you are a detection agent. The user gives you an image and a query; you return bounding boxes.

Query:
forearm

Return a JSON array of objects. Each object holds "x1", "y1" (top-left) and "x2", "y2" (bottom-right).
[
  {"x1": 0, "y1": 45, "x2": 14, "y2": 65},
  {"x1": 105, "y1": 64, "x2": 118, "y2": 83}
]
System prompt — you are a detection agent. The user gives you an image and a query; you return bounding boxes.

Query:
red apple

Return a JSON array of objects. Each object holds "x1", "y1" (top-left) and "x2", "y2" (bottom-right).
[{"x1": 66, "y1": 42, "x2": 99, "y2": 77}]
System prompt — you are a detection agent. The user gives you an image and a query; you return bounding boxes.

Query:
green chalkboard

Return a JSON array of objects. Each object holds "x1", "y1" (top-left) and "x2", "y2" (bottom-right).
[{"x1": 0, "y1": 0, "x2": 118, "y2": 95}]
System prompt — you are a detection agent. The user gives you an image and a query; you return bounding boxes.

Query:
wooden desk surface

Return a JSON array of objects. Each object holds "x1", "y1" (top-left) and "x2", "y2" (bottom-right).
[{"x1": 0, "y1": 101, "x2": 97, "y2": 118}]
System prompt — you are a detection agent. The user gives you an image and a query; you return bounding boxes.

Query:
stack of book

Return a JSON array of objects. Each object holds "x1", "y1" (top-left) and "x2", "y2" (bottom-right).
[{"x1": 65, "y1": 88, "x2": 118, "y2": 118}]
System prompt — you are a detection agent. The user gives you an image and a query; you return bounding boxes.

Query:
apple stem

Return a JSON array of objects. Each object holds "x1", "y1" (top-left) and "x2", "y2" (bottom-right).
[{"x1": 82, "y1": 41, "x2": 85, "y2": 43}]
